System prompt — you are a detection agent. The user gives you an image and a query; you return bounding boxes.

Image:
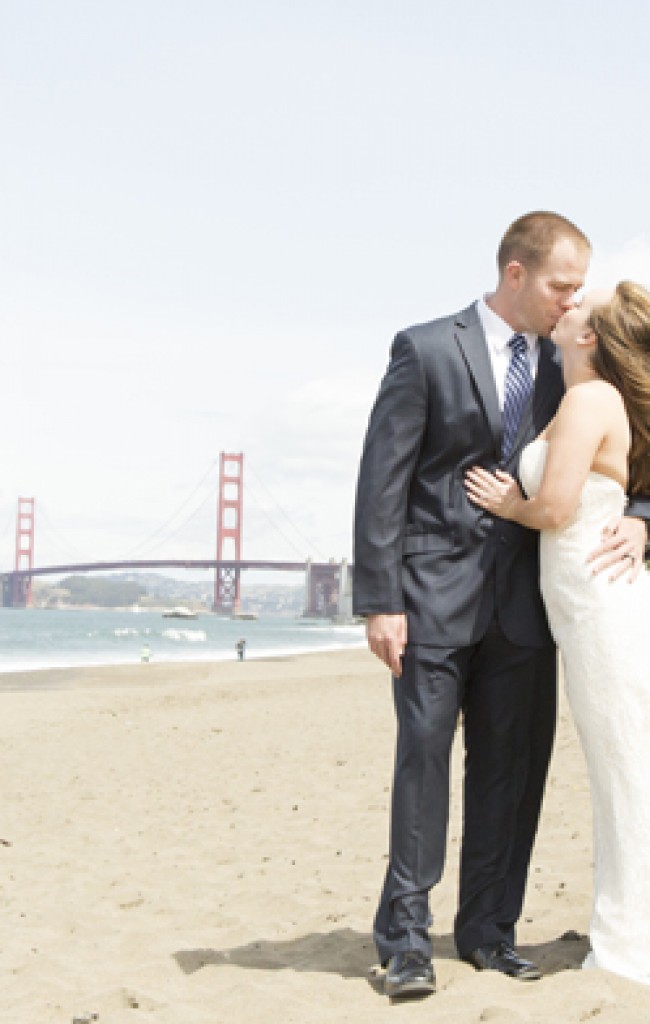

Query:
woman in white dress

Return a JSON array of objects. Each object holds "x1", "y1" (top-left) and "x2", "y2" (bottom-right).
[{"x1": 464, "y1": 280, "x2": 650, "y2": 985}]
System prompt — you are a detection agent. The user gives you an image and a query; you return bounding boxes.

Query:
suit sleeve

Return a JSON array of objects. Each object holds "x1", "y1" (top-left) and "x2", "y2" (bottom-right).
[
  {"x1": 625, "y1": 494, "x2": 650, "y2": 558},
  {"x1": 352, "y1": 332, "x2": 428, "y2": 615}
]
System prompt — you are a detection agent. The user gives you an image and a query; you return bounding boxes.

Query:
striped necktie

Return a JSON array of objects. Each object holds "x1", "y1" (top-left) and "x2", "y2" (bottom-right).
[{"x1": 501, "y1": 333, "x2": 533, "y2": 461}]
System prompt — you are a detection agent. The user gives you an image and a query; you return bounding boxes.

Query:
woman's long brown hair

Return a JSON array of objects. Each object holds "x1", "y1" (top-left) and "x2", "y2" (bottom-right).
[{"x1": 589, "y1": 280, "x2": 650, "y2": 495}]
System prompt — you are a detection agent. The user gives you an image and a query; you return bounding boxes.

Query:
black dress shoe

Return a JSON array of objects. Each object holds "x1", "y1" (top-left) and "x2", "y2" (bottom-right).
[
  {"x1": 464, "y1": 942, "x2": 541, "y2": 980},
  {"x1": 384, "y1": 951, "x2": 436, "y2": 998}
]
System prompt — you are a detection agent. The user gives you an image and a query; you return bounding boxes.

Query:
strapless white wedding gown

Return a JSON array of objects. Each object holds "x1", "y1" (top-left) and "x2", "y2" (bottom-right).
[{"x1": 520, "y1": 439, "x2": 650, "y2": 985}]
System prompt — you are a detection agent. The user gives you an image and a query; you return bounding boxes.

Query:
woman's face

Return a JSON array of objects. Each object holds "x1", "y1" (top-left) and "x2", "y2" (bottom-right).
[{"x1": 550, "y1": 286, "x2": 614, "y2": 350}]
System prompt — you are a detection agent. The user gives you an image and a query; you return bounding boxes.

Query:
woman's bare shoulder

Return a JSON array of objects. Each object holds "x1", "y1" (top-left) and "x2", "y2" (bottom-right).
[{"x1": 558, "y1": 379, "x2": 624, "y2": 414}]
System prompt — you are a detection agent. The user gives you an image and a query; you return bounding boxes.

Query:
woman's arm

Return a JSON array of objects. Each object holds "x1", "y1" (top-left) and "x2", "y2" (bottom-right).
[{"x1": 464, "y1": 383, "x2": 612, "y2": 530}]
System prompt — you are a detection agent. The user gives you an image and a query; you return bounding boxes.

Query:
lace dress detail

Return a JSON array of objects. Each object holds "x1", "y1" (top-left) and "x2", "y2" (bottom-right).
[{"x1": 520, "y1": 439, "x2": 650, "y2": 984}]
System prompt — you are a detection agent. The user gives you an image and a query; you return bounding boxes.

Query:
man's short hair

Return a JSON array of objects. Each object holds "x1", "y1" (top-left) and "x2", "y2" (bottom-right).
[{"x1": 497, "y1": 211, "x2": 591, "y2": 275}]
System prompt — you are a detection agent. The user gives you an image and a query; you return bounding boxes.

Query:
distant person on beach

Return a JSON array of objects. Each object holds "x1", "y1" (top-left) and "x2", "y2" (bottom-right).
[
  {"x1": 353, "y1": 212, "x2": 650, "y2": 999},
  {"x1": 464, "y1": 281, "x2": 650, "y2": 984},
  {"x1": 140, "y1": 643, "x2": 151, "y2": 663},
  {"x1": 236, "y1": 638, "x2": 246, "y2": 662}
]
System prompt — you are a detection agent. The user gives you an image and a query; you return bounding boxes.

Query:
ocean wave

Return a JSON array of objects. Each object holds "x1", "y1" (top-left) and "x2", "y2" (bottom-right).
[
  {"x1": 0, "y1": 609, "x2": 367, "y2": 674},
  {"x1": 0, "y1": 638, "x2": 368, "y2": 677},
  {"x1": 162, "y1": 628, "x2": 207, "y2": 643}
]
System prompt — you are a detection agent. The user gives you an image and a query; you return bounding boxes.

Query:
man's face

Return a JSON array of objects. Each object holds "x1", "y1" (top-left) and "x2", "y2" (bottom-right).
[{"x1": 514, "y1": 237, "x2": 590, "y2": 337}]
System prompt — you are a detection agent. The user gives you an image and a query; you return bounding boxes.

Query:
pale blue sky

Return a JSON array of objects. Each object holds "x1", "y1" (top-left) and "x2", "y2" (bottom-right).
[{"x1": 2, "y1": 1, "x2": 650, "y2": 577}]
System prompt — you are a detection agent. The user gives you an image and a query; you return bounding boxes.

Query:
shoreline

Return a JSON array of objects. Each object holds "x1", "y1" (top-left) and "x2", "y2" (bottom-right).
[
  {"x1": 0, "y1": 644, "x2": 370, "y2": 691},
  {"x1": 0, "y1": 639, "x2": 367, "y2": 680}
]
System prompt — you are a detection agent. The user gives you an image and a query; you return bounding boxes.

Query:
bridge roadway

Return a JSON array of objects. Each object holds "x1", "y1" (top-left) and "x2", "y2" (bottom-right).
[
  {"x1": 1, "y1": 559, "x2": 328, "y2": 580},
  {"x1": 1, "y1": 558, "x2": 353, "y2": 614}
]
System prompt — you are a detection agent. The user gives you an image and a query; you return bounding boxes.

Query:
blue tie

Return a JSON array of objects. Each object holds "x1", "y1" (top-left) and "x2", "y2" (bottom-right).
[{"x1": 502, "y1": 334, "x2": 533, "y2": 461}]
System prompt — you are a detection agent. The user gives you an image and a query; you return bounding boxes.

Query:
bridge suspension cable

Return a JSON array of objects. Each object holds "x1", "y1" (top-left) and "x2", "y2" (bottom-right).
[
  {"x1": 37, "y1": 502, "x2": 89, "y2": 563},
  {"x1": 246, "y1": 461, "x2": 327, "y2": 562},
  {"x1": 3, "y1": 454, "x2": 333, "y2": 579},
  {"x1": 245, "y1": 486, "x2": 310, "y2": 560},
  {"x1": 127, "y1": 486, "x2": 216, "y2": 558},
  {"x1": 119, "y1": 460, "x2": 218, "y2": 559}
]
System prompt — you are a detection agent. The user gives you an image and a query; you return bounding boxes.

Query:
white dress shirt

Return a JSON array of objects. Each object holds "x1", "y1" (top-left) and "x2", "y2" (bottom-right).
[{"x1": 477, "y1": 297, "x2": 540, "y2": 411}]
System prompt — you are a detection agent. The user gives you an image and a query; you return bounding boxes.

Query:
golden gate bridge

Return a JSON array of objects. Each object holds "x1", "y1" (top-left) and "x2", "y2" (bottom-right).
[{"x1": 0, "y1": 453, "x2": 352, "y2": 619}]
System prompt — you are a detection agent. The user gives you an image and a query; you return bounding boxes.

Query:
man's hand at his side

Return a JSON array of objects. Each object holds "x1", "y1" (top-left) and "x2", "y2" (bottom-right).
[
  {"x1": 586, "y1": 516, "x2": 647, "y2": 582},
  {"x1": 366, "y1": 613, "x2": 407, "y2": 677}
]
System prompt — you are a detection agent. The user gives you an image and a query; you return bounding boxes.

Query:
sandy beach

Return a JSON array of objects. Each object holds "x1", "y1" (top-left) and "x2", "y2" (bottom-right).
[{"x1": 0, "y1": 648, "x2": 648, "y2": 1023}]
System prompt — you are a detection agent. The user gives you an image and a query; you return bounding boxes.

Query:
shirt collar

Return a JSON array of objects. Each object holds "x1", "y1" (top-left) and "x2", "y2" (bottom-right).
[{"x1": 477, "y1": 296, "x2": 539, "y2": 354}]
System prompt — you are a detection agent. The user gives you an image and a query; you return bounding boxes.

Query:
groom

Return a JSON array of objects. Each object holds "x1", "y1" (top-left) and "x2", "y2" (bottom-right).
[{"x1": 353, "y1": 211, "x2": 649, "y2": 999}]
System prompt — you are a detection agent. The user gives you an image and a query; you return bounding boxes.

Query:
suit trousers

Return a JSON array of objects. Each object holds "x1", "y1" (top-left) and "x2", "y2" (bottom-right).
[{"x1": 373, "y1": 614, "x2": 557, "y2": 964}]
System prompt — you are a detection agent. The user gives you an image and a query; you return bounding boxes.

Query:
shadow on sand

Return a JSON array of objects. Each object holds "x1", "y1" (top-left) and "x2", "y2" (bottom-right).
[{"x1": 174, "y1": 927, "x2": 589, "y2": 988}]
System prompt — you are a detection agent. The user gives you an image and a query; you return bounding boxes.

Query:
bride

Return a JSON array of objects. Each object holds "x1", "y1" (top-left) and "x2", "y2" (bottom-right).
[{"x1": 464, "y1": 280, "x2": 650, "y2": 984}]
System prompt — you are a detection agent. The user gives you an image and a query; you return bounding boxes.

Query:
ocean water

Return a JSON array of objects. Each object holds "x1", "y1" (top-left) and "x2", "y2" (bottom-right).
[{"x1": 0, "y1": 608, "x2": 366, "y2": 674}]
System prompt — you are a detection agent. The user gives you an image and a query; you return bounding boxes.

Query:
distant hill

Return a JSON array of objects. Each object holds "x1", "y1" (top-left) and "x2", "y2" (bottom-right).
[
  {"x1": 34, "y1": 572, "x2": 306, "y2": 615},
  {"x1": 57, "y1": 575, "x2": 146, "y2": 608}
]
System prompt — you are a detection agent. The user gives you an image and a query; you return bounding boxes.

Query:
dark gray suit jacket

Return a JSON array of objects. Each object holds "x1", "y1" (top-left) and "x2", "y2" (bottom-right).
[{"x1": 353, "y1": 301, "x2": 650, "y2": 648}]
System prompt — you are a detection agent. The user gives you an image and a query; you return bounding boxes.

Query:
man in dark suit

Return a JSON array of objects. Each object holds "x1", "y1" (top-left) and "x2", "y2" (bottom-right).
[{"x1": 353, "y1": 212, "x2": 650, "y2": 999}]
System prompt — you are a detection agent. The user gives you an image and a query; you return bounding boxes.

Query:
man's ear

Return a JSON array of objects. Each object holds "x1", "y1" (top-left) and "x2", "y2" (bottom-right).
[{"x1": 504, "y1": 260, "x2": 525, "y2": 292}]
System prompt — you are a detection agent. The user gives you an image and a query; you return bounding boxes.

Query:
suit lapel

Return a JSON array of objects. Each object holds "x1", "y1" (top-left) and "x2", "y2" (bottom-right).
[
  {"x1": 454, "y1": 303, "x2": 502, "y2": 453},
  {"x1": 454, "y1": 307, "x2": 564, "y2": 462}
]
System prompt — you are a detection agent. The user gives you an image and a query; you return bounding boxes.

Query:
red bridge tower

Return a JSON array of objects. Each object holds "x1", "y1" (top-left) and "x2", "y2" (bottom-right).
[
  {"x1": 213, "y1": 453, "x2": 243, "y2": 614},
  {"x1": 13, "y1": 497, "x2": 35, "y2": 608}
]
